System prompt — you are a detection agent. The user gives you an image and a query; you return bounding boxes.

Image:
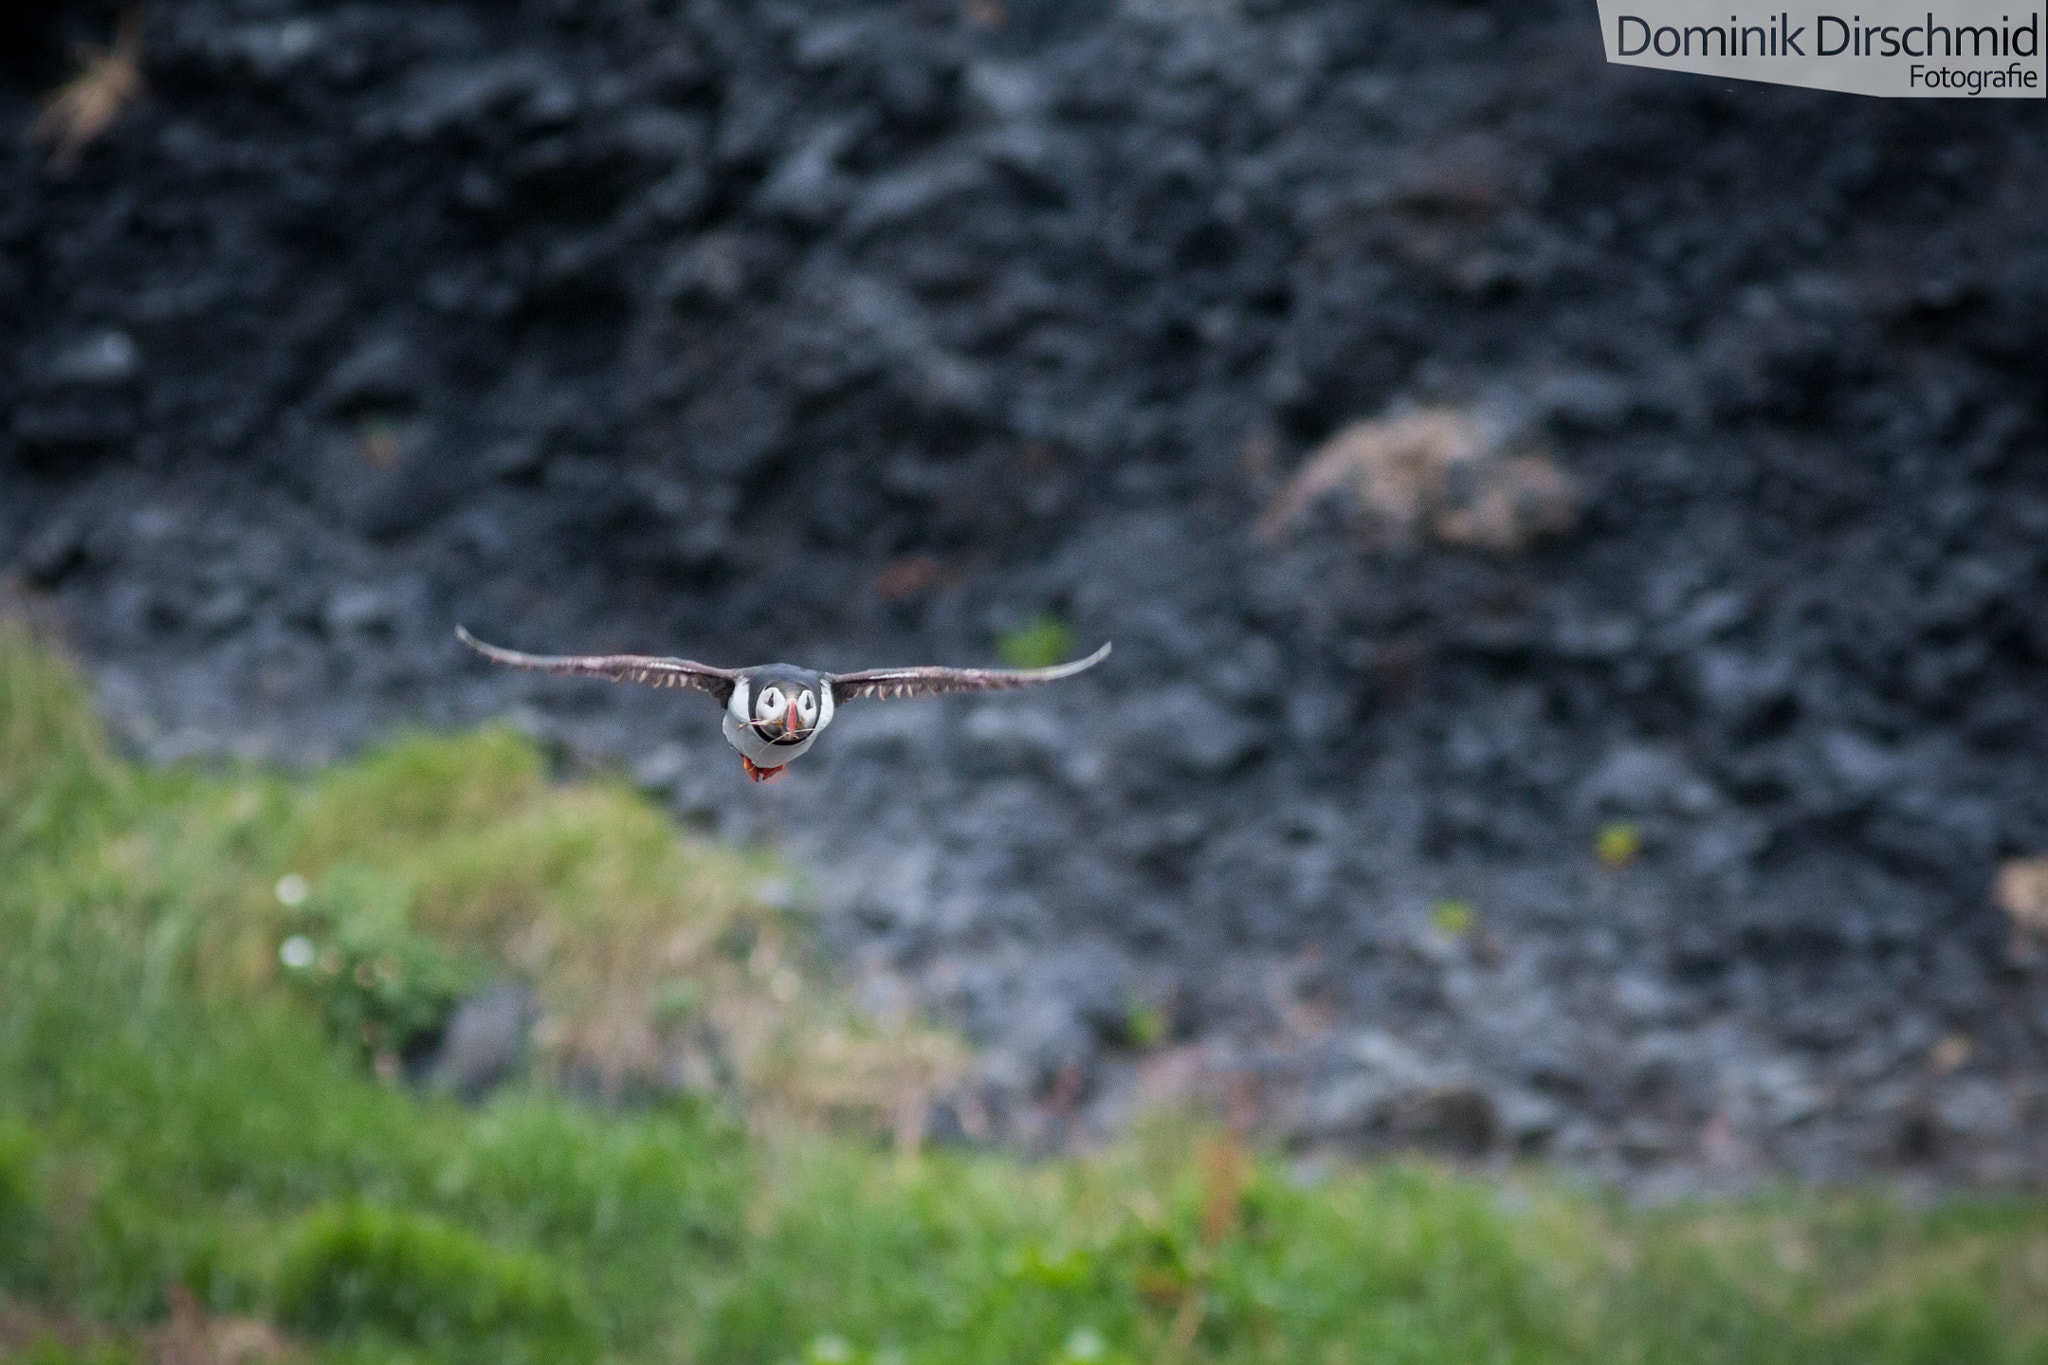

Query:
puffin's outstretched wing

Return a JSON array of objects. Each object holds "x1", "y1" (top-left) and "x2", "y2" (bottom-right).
[
  {"x1": 457, "y1": 626, "x2": 739, "y2": 703},
  {"x1": 828, "y1": 642, "x2": 1110, "y2": 703}
]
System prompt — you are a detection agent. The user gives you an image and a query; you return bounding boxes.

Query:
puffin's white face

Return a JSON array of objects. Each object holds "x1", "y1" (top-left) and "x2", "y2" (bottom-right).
[{"x1": 753, "y1": 683, "x2": 819, "y2": 738}]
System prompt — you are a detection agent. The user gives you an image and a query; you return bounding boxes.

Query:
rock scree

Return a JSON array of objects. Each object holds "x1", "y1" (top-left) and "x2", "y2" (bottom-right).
[{"x1": 5, "y1": 0, "x2": 2048, "y2": 1188}]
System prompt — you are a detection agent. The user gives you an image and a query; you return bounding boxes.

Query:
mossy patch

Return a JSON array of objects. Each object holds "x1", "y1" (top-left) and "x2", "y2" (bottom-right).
[{"x1": 274, "y1": 1204, "x2": 593, "y2": 1362}]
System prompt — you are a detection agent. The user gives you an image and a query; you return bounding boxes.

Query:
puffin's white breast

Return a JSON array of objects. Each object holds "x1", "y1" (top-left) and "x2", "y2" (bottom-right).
[{"x1": 722, "y1": 711, "x2": 819, "y2": 767}]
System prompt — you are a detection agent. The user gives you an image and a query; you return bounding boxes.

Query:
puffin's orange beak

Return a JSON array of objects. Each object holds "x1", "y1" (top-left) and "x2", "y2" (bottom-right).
[{"x1": 787, "y1": 699, "x2": 801, "y2": 734}]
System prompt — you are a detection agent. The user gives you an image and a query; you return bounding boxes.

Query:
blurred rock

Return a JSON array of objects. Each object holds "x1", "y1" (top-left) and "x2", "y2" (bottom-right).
[
  {"x1": 420, "y1": 981, "x2": 534, "y2": 1102},
  {"x1": 1580, "y1": 744, "x2": 1718, "y2": 819}
]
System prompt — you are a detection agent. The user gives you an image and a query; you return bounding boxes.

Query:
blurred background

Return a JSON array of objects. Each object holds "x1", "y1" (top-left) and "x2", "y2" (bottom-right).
[{"x1": 4, "y1": 0, "x2": 2048, "y2": 1358}]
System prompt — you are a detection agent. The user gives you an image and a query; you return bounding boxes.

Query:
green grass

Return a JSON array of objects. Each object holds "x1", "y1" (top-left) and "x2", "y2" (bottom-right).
[
  {"x1": 5, "y1": 617, "x2": 2048, "y2": 1364},
  {"x1": 273, "y1": 1203, "x2": 593, "y2": 1363}
]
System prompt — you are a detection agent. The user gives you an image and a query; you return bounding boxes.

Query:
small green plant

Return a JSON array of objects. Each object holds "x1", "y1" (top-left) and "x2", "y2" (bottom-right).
[
  {"x1": 277, "y1": 863, "x2": 488, "y2": 1067},
  {"x1": 274, "y1": 1204, "x2": 594, "y2": 1362},
  {"x1": 1123, "y1": 999, "x2": 1169, "y2": 1052},
  {"x1": 999, "y1": 615, "x2": 1076, "y2": 670},
  {"x1": 1431, "y1": 899, "x2": 1475, "y2": 938},
  {"x1": 1596, "y1": 821, "x2": 1643, "y2": 868}
]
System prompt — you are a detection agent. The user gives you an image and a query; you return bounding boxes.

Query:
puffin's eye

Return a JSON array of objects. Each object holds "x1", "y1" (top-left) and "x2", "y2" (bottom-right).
[
  {"x1": 797, "y1": 693, "x2": 816, "y2": 720},
  {"x1": 758, "y1": 688, "x2": 783, "y2": 717}
]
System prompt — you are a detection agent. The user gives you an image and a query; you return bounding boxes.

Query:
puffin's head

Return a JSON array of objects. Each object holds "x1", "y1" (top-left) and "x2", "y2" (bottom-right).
[{"x1": 732, "y1": 667, "x2": 834, "y2": 744}]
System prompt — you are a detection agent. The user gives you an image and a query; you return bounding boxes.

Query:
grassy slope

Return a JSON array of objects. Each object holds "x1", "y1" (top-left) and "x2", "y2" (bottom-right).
[{"x1": 2, "y1": 620, "x2": 2046, "y2": 1365}]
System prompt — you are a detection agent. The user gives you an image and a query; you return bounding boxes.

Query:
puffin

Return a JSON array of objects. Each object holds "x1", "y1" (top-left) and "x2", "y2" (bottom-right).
[{"x1": 456, "y1": 625, "x2": 1110, "y2": 783}]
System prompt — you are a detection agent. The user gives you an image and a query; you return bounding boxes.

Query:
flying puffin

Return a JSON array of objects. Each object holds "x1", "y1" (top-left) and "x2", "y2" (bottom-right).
[{"x1": 456, "y1": 626, "x2": 1111, "y2": 783}]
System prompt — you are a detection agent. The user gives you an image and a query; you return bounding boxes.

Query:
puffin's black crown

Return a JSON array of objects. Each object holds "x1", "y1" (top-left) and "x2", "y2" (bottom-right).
[{"x1": 744, "y1": 664, "x2": 825, "y2": 690}]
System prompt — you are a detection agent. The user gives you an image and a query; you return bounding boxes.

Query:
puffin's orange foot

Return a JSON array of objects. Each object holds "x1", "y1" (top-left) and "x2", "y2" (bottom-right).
[{"x1": 741, "y1": 756, "x2": 789, "y2": 784}]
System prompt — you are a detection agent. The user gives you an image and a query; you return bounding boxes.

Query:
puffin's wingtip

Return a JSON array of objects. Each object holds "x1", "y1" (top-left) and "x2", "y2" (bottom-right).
[
  {"x1": 1041, "y1": 640, "x2": 1111, "y2": 679},
  {"x1": 1068, "y1": 640, "x2": 1111, "y2": 670}
]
